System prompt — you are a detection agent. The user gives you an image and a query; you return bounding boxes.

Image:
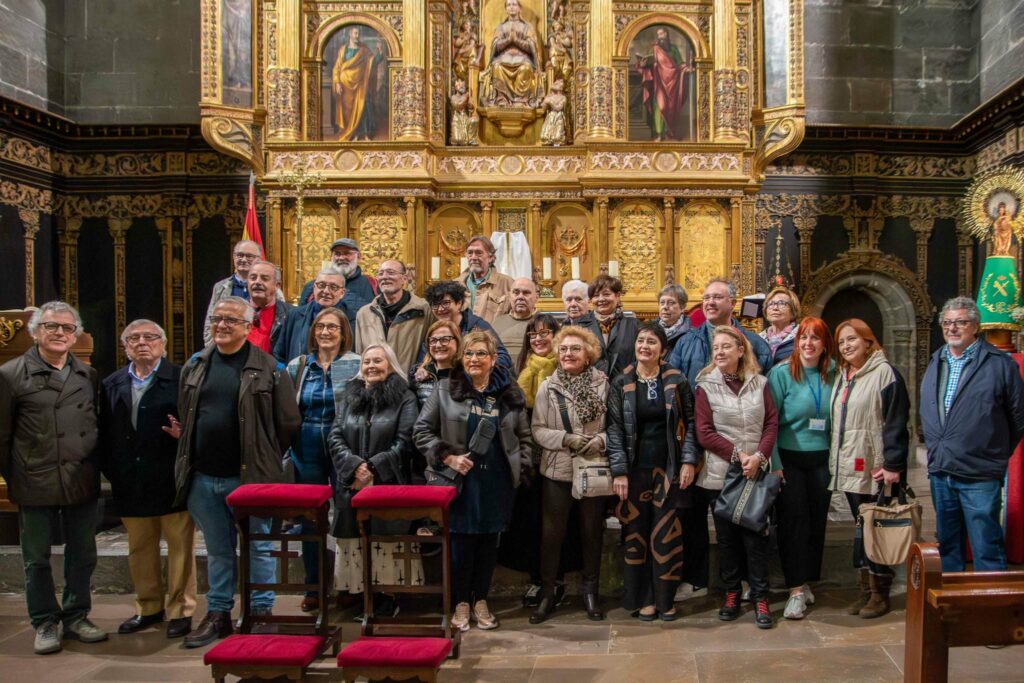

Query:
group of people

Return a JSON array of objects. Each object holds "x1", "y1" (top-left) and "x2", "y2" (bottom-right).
[{"x1": 2, "y1": 232, "x2": 1022, "y2": 657}]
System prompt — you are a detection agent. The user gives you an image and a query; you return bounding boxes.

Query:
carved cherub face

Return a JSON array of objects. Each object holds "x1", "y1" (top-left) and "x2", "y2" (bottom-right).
[{"x1": 552, "y1": 20, "x2": 562, "y2": 32}]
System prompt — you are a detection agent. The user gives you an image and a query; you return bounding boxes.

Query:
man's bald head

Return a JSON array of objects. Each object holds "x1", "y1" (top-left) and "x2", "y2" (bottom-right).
[{"x1": 509, "y1": 277, "x2": 538, "y2": 319}]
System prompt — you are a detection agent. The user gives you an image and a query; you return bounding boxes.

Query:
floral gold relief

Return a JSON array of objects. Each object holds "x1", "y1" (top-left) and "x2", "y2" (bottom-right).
[
  {"x1": 354, "y1": 204, "x2": 406, "y2": 276},
  {"x1": 615, "y1": 204, "x2": 660, "y2": 294}
]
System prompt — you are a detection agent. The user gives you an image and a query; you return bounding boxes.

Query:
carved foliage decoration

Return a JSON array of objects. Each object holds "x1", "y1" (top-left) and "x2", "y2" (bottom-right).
[
  {"x1": 267, "y1": 68, "x2": 301, "y2": 135},
  {"x1": 298, "y1": 213, "x2": 337, "y2": 285},
  {"x1": 394, "y1": 66, "x2": 426, "y2": 137},
  {"x1": 589, "y1": 66, "x2": 613, "y2": 133},
  {"x1": 201, "y1": 115, "x2": 265, "y2": 174},
  {"x1": 678, "y1": 201, "x2": 726, "y2": 294},
  {"x1": 355, "y1": 203, "x2": 405, "y2": 275},
  {"x1": 615, "y1": 204, "x2": 660, "y2": 293}
]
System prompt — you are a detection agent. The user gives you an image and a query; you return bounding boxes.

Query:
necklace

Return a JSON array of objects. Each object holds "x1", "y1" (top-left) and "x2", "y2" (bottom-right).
[
  {"x1": 637, "y1": 368, "x2": 659, "y2": 400},
  {"x1": 722, "y1": 371, "x2": 740, "y2": 381}
]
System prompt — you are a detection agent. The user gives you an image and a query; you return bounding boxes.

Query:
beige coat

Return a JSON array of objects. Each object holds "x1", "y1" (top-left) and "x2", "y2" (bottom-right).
[
  {"x1": 531, "y1": 369, "x2": 609, "y2": 482},
  {"x1": 460, "y1": 268, "x2": 513, "y2": 322},
  {"x1": 696, "y1": 367, "x2": 768, "y2": 491},
  {"x1": 355, "y1": 293, "x2": 433, "y2": 376}
]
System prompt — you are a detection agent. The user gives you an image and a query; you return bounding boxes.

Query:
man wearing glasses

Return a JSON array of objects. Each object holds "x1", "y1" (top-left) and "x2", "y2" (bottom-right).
[
  {"x1": 920, "y1": 296, "x2": 1024, "y2": 572},
  {"x1": 98, "y1": 320, "x2": 195, "y2": 640},
  {"x1": 297, "y1": 238, "x2": 378, "y2": 314},
  {"x1": 491, "y1": 277, "x2": 539, "y2": 362},
  {"x1": 203, "y1": 240, "x2": 262, "y2": 345},
  {"x1": 174, "y1": 297, "x2": 300, "y2": 648},
  {"x1": 355, "y1": 259, "x2": 433, "y2": 374},
  {"x1": 0, "y1": 301, "x2": 107, "y2": 654},
  {"x1": 274, "y1": 265, "x2": 349, "y2": 363},
  {"x1": 459, "y1": 235, "x2": 514, "y2": 323}
]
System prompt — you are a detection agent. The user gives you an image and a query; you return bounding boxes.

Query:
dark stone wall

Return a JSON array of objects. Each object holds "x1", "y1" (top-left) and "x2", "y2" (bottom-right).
[
  {"x1": 979, "y1": 0, "x2": 1024, "y2": 102},
  {"x1": 0, "y1": 0, "x2": 65, "y2": 115}
]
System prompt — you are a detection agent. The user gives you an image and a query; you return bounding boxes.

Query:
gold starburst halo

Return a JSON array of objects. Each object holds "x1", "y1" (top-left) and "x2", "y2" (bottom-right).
[{"x1": 961, "y1": 165, "x2": 1024, "y2": 241}]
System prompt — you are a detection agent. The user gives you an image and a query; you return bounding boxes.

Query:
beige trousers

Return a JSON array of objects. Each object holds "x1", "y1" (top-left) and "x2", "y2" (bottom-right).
[{"x1": 122, "y1": 511, "x2": 197, "y2": 619}]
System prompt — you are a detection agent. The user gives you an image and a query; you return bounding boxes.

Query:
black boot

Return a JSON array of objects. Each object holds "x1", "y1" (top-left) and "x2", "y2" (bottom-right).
[
  {"x1": 184, "y1": 611, "x2": 233, "y2": 649},
  {"x1": 718, "y1": 591, "x2": 741, "y2": 621},
  {"x1": 583, "y1": 593, "x2": 604, "y2": 621},
  {"x1": 529, "y1": 596, "x2": 556, "y2": 624}
]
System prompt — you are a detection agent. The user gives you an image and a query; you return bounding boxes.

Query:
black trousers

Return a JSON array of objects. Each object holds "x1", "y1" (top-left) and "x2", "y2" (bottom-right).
[
  {"x1": 681, "y1": 486, "x2": 715, "y2": 589},
  {"x1": 711, "y1": 492, "x2": 772, "y2": 600},
  {"x1": 540, "y1": 477, "x2": 605, "y2": 595},
  {"x1": 846, "y1": 492, "x2": 895, "y2": 577},
  {"x1": 451, "y1": 532, "x2": 499, "y2": 605},
  {"x1": 776, "y1": 449, "x2": 831, "y2": 588},
  {"x1": 616, "y1": 468, "x2": 683, "y2": 613}
]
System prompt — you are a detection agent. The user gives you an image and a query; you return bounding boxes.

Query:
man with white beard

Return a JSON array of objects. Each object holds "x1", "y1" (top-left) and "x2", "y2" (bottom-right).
[{"x1": 298, "y1": 238, "x2": 378, "y2": 314}]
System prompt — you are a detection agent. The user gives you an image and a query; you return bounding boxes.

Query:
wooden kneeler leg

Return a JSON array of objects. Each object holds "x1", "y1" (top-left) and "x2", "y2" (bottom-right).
[{"x1": 905, "y1": 545, "x2": 949, "y2": 683}]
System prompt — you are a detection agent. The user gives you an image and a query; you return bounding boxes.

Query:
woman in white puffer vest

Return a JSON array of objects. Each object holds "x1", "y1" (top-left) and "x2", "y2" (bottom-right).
[{"x1": 694, "y1": 325, "x2": 780, "y2": 629}]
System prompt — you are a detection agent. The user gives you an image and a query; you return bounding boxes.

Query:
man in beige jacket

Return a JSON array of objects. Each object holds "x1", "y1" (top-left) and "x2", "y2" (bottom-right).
[
  {"x1": 354, "y1": 259, "x2": 432, "y2": 375},
  {"x1": 459, "y1": 235, "x2": 514, "y2": 322}
]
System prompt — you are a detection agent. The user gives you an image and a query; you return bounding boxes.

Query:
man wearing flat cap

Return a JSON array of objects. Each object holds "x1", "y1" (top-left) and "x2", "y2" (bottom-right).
[{"x1": 298, "y1": 238, "x2": 378, "y2": 316}]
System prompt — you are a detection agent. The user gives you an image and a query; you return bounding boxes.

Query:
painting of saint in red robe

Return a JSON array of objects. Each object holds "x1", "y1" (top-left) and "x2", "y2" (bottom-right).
[{"x1": 629, "y1": 25, "x2": 696, "y2": 141}]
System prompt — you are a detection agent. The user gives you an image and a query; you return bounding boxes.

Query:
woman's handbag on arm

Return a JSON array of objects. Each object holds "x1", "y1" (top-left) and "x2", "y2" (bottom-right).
[
  {"x1": 556, "y1": 393, "x2": 614, "y2": 499},
  {"x1": 713, "y1": 462, "x2": 782, "y2": 535},
  {"x1": 857, "y1": 483, "x2": 922, "y2": 566}
]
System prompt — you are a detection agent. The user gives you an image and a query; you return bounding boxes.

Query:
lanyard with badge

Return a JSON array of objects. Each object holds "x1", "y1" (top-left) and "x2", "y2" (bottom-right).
[{"x1": 808, "y1": 372, "x2": 827, "y2": 431}]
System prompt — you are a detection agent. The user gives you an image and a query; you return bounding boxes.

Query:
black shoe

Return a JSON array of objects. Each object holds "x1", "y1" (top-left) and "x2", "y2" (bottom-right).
[
  {"x1": 553, "y1": 582, "x2": 567, "y2": 606},
  {"x1": 118, "y1": 610, "x2": 164, "y2": 634},
  {"x1": 637, "y1": 609, "x2": 658, "y2": 622},
  {"x1": 718, "y1": 591, "x2": 741, "y2": 621},
  {"x1": 583, "y1": 593, "x2": 604, "y2": 621},
  {"x1": 166, "y1": 617, "x2": 192, "y2": 639},
  {"x1": 528, "y1": 596, "x2": 556, "y2": 624},
  {"x1": 659, "y1": 609, "x2": 678, "y2": 622},
  {"x1": 754, "y1": 599, "x2": 774, "y2": 629},
  {"x1": 183, "y1": 611, "x2": 233, "y2": 648}
]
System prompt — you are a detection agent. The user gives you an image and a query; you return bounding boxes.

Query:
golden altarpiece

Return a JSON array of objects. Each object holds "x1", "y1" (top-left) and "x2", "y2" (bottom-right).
[{"x1": 199, "y1": 0, "x2": 806, "y2": 312}]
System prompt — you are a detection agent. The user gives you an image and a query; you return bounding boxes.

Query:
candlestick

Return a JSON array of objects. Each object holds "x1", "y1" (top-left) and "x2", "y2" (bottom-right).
[
  {"x1": 431, "y1": 257, "x2": 440, "y2": 280},
  {"x1": 542, "y1": 257, "x2": 552, "y2": 280},
  {"x1": 460, "y1": 256, "x2": 469, "y2": 273},
  {"x1": 571, "y1": 257, "x2": 581, "y2": 280}
]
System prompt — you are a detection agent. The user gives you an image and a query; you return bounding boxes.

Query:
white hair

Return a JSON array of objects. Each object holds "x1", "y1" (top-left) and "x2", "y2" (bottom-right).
[
  {"x1": 561, "y1": 279, "x2": 588, "y2": 300},
  {"x1": 357, "y1": 342, "x2": 408, "y2": 381},
  {"x1": 233, "y1": 240, "x2": 260, "y2": 254},
  {"x1": 121, "y1": 319, "x2": 168, "y2": 357},
  {"x1": 29, "y1": 301, "x2": 84, "y2": 336},
  {"x1": 214, "y1": 296, "x2": 255, "y2": 322},
  {"x1": 318, "y1": 264, "x2": 347, "y2": 280}
]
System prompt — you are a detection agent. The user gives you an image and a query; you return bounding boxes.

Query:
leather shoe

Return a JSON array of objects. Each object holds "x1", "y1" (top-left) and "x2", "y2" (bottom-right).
[
  {"x1": 528, "y1": 596, "x2": 556, "y2": 624},
  {"x1": 166, "y1": 617, "x2": 192, "y2": 639},
  {"x1": 301, "y1": 596, "x2": 319, "y2": 613},
  {"x1": 184, "y1": 611, "x2": 233, "y2": 648},
  {"x1": 583, "y1": 593, "x2": 604, "y2": 621},
  {"x1": 118, "y1": 610, "x2": 164, "y2": 634}
]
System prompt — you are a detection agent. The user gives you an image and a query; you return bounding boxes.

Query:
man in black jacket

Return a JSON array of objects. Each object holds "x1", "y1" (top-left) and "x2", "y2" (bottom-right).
[
  {"x1": 920, "y1": 297, "x2": 1024, "y2": 572},
  {"x1": 100, "y1": 320, "x2": 195, "y2": 639}
]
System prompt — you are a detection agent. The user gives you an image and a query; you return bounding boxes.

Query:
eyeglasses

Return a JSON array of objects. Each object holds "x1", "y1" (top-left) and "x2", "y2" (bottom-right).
[
  {"x1": 558, "y1": 345, "x2": 584, "y2": 355},
  {"x1": 941, "y1": 319, "x2": 974, "y2": 329},
  {"x1": 377, "y1": 268, "x2": 403, "y2": 277},
  {"x1": 428, "y1": 335, "x2": 455, "y2": 347},
  {"x1": 234, "y1": 253, "x2": 259, "y2": 261},
  {"x1": 208, "y1": 315, "x2": 248, "y2": 327},
  {"x1": 431, "y1": 299, "x2": 456, "y2": 311},
  {"x1": 463, "y1": 350, "x2": 492, "y2": 359},
  {"x1": 39, "y1": 322, "x2": 77, "y2": 335},
  {"x1": 125, "y1": 333, "x2": 162, "y2": 344},
  {"x1": 314, "y1": 281, "x2": 343, "y2": 293},
  {"x1": 702, "y1": 294, "x2": 729, "y2": 302},
  {"x1": 313, "y1": 323, "x2": 342, "y2": 333},
  {"x1": 766, "y1": 300, "x2": 791, "y2": 309},
  {"x1": 527, "y1": 330, "x2": 552, "y2": 340}
]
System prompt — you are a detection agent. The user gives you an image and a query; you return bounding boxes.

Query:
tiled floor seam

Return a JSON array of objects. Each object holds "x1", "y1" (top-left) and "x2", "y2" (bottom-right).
[{"x1": 880, "y1": 643, "x2": 904, "y2": 674}]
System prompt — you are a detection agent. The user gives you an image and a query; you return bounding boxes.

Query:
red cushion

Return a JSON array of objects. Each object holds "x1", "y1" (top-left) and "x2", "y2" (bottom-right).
[
  {"x1": 204, "y1": 634, "x2": 326, "y2": 667},
  {"x1": 226, "y1": 484, "x2": 333, "y2": 509},
  {"x1": 337, "y1": 636, "x2": 452, "y2": 669},
  {"x1": 351, "y1": 485, "x2": 456, "y2": 510}
]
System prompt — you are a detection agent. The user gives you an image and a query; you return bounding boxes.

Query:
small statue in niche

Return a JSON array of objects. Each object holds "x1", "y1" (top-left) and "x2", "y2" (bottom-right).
[
  {"x1": 547, "y1": 20, "x2": 573, "y2": 85},
  {"x1": 480, "y1": 0, "x2": 542, "y2": 107},
  {"x1": 540, "y1": 78, "x2": 568, "y2": 146},
  {"x1": 991, "y1": 201, "x2": 1017, "y2": 257},
  {"x1": 457, "y1": 0, "x2": 477, "y2": 24},
  {"x1": 453, "y1": 19, "x2": 483, "y2": 83},
  {"x1": 550, "y1": 0, "x2": 569, "y2": 25},
  {"x1": 450, "y1": 78, "x2": 480, "y2": 146}
]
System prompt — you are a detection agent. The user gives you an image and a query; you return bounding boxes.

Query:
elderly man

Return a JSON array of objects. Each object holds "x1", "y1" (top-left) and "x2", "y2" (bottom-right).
[
  {"x1": 459, "y1": 235, "x2": 514, "y2": 322},
  {"x1": 175, "y1": 297, "x2": 300, "y2": 648},
  {"x1": 355, "y1": 259, "x2": 433, "y2": 375},
  {"x1": 491, "y1": 277, "x2": 539, "y2": 362},
  {"x1": 920, "y1": 296, "x2": 1024, "y2": 572},
  {"x1": 0, "y1": 301, "x2": 107, "y2": 654},
  {"x1": 421, "y1": 280, "x2": 511, "y2": 372},
  {"x1": 274, "y1": 266, "x2": 348, "y2": 363},
  {"x1": 246, "y1": 260, "x2": 291, "y2": 355},
  {"x1": 99, "y1": 320, "x2": 195, "y2": 639},
  {"x1": 298, "y1": 238, "x2": 378, "y2": 313},
  {"x1": 204, "y1": 240, "x2": 261, "y2": 345},
  {"x1": 561, "y1": 279, "x2": 591, "y2": 324}
]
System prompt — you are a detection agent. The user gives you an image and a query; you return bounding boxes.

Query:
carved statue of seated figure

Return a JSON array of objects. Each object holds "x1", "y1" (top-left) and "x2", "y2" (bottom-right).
[{"x1": 480, "y1": 0, "x2": 542, "y2": 107}]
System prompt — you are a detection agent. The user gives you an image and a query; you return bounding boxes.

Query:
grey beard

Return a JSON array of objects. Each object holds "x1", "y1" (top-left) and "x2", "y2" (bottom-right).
[{"x1": 335, "y1": 262, "x2": 357, "y2": 279}]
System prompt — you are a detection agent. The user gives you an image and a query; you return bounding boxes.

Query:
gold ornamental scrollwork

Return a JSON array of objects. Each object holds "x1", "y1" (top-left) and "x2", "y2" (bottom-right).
[
  {"x1": 354, "y1": 204, "x2": 406, "y2": 276},
  {"x1": 615, "y1": 204, "x2": 660, "y2": 294},
  {"x1": 200, "y1": 114, "x2": 265, "y2": 175},
  {"x1": 0, "y1": 317, "x2": 25, "y2": 348},
  {"x1": 960, "y1": 164, "x2": 1024, "y2": 241}
]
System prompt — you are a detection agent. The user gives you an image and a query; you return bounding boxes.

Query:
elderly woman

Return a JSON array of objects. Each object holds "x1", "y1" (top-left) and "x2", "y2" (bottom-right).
[
  {"x1": 607, "y1": 321, "x2": 698, "y2": 622},
  {"x1": 831, "y1": 319, "x2": 909, "y2": 619},
  {"x1": 561, "y1": 279, "x2": 591, "y2": 325},
  {"x1": 658, "y1": 284, "x2": 691, "y2": 355},
  {"x1": 695, "y1": 325, "x2": 779, "y2": 629},
  {"x1": 329, "y1": 343, "x2": 420, "y2": 617},
  {"x1": 760, "y1": 286, "x2": 801, "y2": 366},
  {"x1": 285, "y1": 307, "x2": 360, "y2": 612},
  {"x1": 767, "y1": 316, "x2": 836, "y2": 620},
  {"x1": 529, "y1": 326, "x2": 609, "y2": 623},
  {"x1": 572, "y1": 275, "x2": 640, "y2": 379},
  {"x1": 409, "y1": 320, "x2": 462, "y2": 408},
  {"x1": 516, "y1": 313, "x2": 562, "y2": 408},
  {"x1": 414, "y1": 330, "x2": 533, "y2": 632}
]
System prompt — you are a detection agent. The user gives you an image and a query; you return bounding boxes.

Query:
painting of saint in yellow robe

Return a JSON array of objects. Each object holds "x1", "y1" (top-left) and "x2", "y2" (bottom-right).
[{"x1": 327, "y1": 25, "x2": 388, "y2": 141}]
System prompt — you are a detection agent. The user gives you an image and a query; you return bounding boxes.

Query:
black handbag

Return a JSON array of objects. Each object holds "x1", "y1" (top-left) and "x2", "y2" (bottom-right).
[
  {"x1": 424, "y1": 397, "x2": 498, "y2": 496},
  {"x1": 712, "y1": 463, "x2": 781, "y2": 535}
]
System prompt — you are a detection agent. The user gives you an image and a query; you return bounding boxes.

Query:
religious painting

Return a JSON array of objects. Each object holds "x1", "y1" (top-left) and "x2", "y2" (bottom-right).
[
  {"x1": 627, "y1": 24, "x2": 696, "y2": 142},
  {"x1": 220, "y1": 0, "x2": 252, "y2": 107},
  {"x1": 321, "y1": 24, "x2": 390, "y2": 142}
]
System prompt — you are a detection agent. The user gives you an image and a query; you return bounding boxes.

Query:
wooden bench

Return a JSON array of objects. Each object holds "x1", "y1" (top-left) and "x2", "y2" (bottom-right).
[{"x1": 905, "y1": 543, "x2": 1024, "y2": 682}]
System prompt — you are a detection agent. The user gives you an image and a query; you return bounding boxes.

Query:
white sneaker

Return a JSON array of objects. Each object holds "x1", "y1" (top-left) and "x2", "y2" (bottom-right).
[
  {"x1": 802, "y1": 585, "x2": 816, "y2": 605},
  {"x1": 783, "y1": 592, "x2": 807, "y2": 620},
  {"x1": 34, "y1": 620, "x2": 62, "y2": 655},
  {"x1": 741, "y1": 582, "x2": 751, "y2": 602},
  {"x1": 451, "y1": 602, "x2": 471, "y2": 632},
  {"x1": 674, "y1": 582, "x2": 709, "y2": 601}
]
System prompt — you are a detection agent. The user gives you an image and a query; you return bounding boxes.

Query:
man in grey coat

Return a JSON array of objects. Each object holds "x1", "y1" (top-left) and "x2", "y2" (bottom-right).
[
  {"x1": 0, "y1": 301, "x2": 108, "y2": 654},
  {"x1": 203, "y1": 240, "x2": 262, "y2": 345}
]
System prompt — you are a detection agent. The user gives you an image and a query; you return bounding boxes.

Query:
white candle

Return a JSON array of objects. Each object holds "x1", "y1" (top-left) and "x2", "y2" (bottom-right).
[
  {"x1": 460, "y1": 256, "x2": 469, "y2": 273},
  {"x1": 542, "y1": 257, "x2": 552, "y2": 280},
  {"x1": 431, "y1": 256, "x2": 440, "y2": 280},
  {"x1": 608, "y1": 260, "x2": 619, "y2": 277},
  {"x1": 571, "y1": 257, "x2": 581, "y2": 280}
]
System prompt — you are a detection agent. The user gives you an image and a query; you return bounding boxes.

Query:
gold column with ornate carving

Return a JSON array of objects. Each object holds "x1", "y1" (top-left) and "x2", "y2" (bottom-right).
[
  {"x1": 588, "y1": 0, "x2": 614, "y2": 140},
  {"x1": 404, "y1": 196, "x2": 419, "y2": 279},
  {"x1": 714, "y1": 0, "x2": 741, "y2": 143},
  {"x1": 108, "y1": 217, "x2": 131, "y2": 366},
  {"x1": 663, "y1": 198, "x2": 676, "y2": 283},
  {"x1": 18, "y1": 210, "x2": 40, "y2": 307},
  {"x1": 57, "y1": 216, "x2": 82, "y2": 307},
  {"x1": 397, "y1": 0, "x2": 427, "y2": 141},
  {"x1": 268, "y1": 0, "x2": 301, "y2": 141},
  {"x1": 729, "y1": 197, "x2": 740, "y2": 272},
  {"x1": 529, "y1": 199, "x2": 542, "y2": 277},
  {"x1": 155, "y1": 217, "x2": 176, "y2": 356},
  {"x1": 596, "y1": 197, "x2": 610, "y2": 268},
  {"x1": 481, "y1": 201, "x2": 493, "y2": 235},
  {"x1": 739, "y1": 195, "x2": 756, "y2": 294}
]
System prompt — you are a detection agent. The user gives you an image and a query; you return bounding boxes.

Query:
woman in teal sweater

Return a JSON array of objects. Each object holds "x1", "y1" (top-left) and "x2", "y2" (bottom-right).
[{"x1": 767, "y1": 316, "x2": 836, "y2": 620}]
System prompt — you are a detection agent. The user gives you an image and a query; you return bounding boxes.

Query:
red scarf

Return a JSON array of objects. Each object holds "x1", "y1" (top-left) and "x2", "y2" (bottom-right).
[{"x1": 247, "y1": 305, "x2": 275, "y2": 353}]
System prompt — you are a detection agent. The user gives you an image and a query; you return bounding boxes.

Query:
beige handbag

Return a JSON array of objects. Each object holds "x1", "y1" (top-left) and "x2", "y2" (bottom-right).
[
  {"x1": 857, "y1": 485, "x2": 922, "y2": 566},
  {"x1": 555, "y1": 393, "x2": 613, "y2": 499}
]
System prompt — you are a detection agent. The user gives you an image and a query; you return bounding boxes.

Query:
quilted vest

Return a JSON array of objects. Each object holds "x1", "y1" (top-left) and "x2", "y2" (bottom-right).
[{"x1": 695, "y1": 367, "x2": 767, "y2": 491}]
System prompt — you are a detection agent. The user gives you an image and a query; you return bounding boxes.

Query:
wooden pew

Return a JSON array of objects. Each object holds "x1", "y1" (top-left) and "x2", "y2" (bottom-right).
[{"x1": 904, "y1": 543, "x2": 1024, "y2": 682}]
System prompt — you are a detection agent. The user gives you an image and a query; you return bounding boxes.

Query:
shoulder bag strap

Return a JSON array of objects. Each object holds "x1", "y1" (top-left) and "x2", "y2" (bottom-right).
[{"x1": 555, "y1": 391, "x2": 573, "y2": 433}]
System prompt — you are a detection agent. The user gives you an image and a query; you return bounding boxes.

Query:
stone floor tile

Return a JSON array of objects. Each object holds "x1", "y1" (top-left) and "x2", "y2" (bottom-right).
[
  {"x1": 695, "y1": 644, "x2": 902, "y2": 682},
  {"x1": 806, "y1": 610, "x2": 906, "y2": 646},
  {"x1": 69, "y1": 657, "x2": 212, "y2": 682},
  {"x1": 2, "y1": 653, "x2": 107, "y2": 682},
  {"x1": 457, "y1": 622, "x2": 610, "y2": 657},
  {"x1": 441, "y1": 655, "x2": 538, "y2": 682},
  {"x1": 882, "y1": 643, "x2": 1024, "y2": 681},
  {"x1": 530, "y1": 652, "x2": 699, "y2": 683},
  {"x1": 609, "y1": 612, "x2": 825, "y2": 654}
]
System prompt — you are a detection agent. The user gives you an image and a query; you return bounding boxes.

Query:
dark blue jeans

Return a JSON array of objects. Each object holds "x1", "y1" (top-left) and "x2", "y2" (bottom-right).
[
  {"x1": 930, "y1": 472, "x2": 1006, "y2": 572},
  {"x1": 293, "y1": 424, "x2": 334, "y2": 595}
]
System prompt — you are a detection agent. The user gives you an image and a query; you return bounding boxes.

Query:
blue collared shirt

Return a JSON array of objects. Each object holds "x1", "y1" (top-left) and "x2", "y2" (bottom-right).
[
  {"x1": 128, "y1": 359, "x2": 161, "y2": 427},
  {"x1": 231, "y1": 274, "x2": 250, "y2": 300},
  {"x1": 942, "y1": 339, "x2": 979, "y2": 411}
]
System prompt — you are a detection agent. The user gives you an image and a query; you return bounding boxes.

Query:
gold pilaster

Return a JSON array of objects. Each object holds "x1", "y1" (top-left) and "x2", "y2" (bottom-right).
[
  {"x1": 588, "y1": 0, "x2": 614, "y2": 140},
  {"x1": 529, "y1": 199, "x2": 542, "y2": 278},
  {"x1": 107, "y1": 217, "x2": 131, "y2": 366},
  {"x1": 57, "y1": 216, "x2": 82, "y2": 307},
  {"x1": 729, "y1": 197, "x2": 741, "y2": 277},
  {"x1": 18, "y1": 210, "x2": 40, "y2": 307},
  {"x1": 714, "y1": 0, "x2": 741, "y2": 143},
  {"x1": 481, "y1": 201, "x2": 493, "y2": 235},
  {"x1": 404, "y1": 195, "x2": 418, "y2": 277},
  {"x1": 739, "y1": 194, "x2": 756, "y2": 294},
  {"x1": 663, "y1": 198, "x2": 675, "y2": 285},
  {"x1": 596, "y1": 196, "x2": 609, "y2": 269},
  {"x1": 337, "y1": 197, "x2": 349, "y2": 239},
  {"x1": 155, "y1": 217, "x2": 176, "y2": 356},
  {"x1": 266, "y1": 197, "x2": 283, "y2": 265},
  {"x1": 268, "y1": 0, "x2": 301, "y2": 141}
]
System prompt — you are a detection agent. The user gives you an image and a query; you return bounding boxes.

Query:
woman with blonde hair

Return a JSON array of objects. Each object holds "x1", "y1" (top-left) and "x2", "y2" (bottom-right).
[{"x1": 760, "y1": 286, "x2": 801, "y2": 366}]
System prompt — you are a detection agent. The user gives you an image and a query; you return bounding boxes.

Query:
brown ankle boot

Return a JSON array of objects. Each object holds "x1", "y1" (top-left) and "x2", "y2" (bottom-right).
[
  {"x1": 859, "y1": 573, "x2": 892, "y2": 619},
  {"x1": 846, "y1": 568, "x2": 871, "y2": 615}
]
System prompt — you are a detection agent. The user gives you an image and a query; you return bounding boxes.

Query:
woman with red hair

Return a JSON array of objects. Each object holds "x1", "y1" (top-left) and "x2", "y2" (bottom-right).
[
  {"x1": 767, "y1": 316, "x2": 836, "y2": 620},
  {"x1": 829, "y1": 319, "x2": 910, "y2": 619}
]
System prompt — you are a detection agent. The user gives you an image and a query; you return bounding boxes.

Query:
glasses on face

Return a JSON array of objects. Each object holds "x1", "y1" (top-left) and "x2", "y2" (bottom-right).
[
  {"x1": 659, "y1": 299, "x2": 680, "y2": 308},
  {"x1": 432, "y1": 299, "x2": 455, "y2": 311},
  {"x1": 125, "y1": 333, "x2": 162, "y2": 344},
  {"x1": 377, "y1": 268, "x2": 402, "y2": 278},
  {"x1": 40, "y1": 322, "x2": 77, "y2": 335},
  {"x1": 234, "y1": 253, "x2": 259, "y2": 262},
  {"x1": 941, "y1": 319, "x2": 973, "y2": 329},
  {"x1": 702, "y1": 294, "x2": 728, "y2": 302},
  {"x1": 428, "y1": 335, "x2": 455, "y2": 347},
  {"x1": 314, "y1": 281, "x2": 343, "y2": 293},
  {"x1": 766, "y1": 299, "x2": 791, "y2": 309},
  {"x1": 463, "y1": 350, "x2": 492, "y2": 359},
  {"x1": 527, "y1": 329, "x2": 552, "y2": 341},
  {"x1": 208, "y1": 315, "x2": 247, "y2": 328},
  {"x1": 558, "y1": 345, "x2": 584, "y2": 355},
  {"x1": 313, "y1": 322, "x2": 342, "y2": 333}
]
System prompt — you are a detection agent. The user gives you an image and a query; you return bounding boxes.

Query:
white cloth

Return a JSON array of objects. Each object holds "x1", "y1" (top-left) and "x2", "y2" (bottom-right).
[
  {"x1": 334, "y1": 537, "x2": 425, "y2": 594},
  {"x1": 491, "y1": 231, "x2": 533, "y2": 279}
]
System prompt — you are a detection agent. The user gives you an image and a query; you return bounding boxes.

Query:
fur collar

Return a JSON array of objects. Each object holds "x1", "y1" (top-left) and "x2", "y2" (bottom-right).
[
  {"x1": 448, "y1": 364, "x2": 526, "y2": 411},
  {"x1": 344, "y1": 372, "x2": 407, "y2": 415}
]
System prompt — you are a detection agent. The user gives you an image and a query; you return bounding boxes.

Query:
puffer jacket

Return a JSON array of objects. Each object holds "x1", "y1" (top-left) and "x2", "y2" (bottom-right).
[
  {"x1": 0, "y1": 346, "x2": 99, "y2": 506},
  {"x1": 829, "y1": 350, "x2": 910, "y2": 494},
  {"x1": 606, "y1": 361, "x2": 699, "y2": 488},
  {"x1": 695, "y1": 367, "x2": 773, "y2": 490},
  {"x1": 532, "y1": 368, "x2": 609, "y2": 482}
]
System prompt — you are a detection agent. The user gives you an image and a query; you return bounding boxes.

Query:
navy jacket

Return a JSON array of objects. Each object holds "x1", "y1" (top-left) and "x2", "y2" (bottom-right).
[
  {"x1": 299, "y1": 267, "x2": 377, "y2": 322},
  {"x1": 668, "y1": 320, "x2": 772, "y2": 387},
  {"x1": 273, "y1": 301, "x2": 350, "y2": 364},
  {"x1": 920, "y1": 340, "x2": 1024, "y2": 481},
  {"x1": 565, "y1": 312, "x2": 640, "y2": 380}
]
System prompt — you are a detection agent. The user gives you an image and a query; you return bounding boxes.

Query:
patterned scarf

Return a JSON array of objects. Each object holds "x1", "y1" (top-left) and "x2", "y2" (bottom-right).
[
  {"x1": 596, "y1": 310, "x2": 621, "y2": 336},
  {"x1": 556, "y1": 366, "x2": 605, "y2": 424}
]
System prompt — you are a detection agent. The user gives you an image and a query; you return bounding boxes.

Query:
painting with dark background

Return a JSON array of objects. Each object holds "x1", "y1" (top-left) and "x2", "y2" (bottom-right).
[
  {"x1": 321, "y1": 24, "x2": 389, "y2": 142},
  {"x1": 221, "y1": 0, "x2": 253, "y2": 107}
]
